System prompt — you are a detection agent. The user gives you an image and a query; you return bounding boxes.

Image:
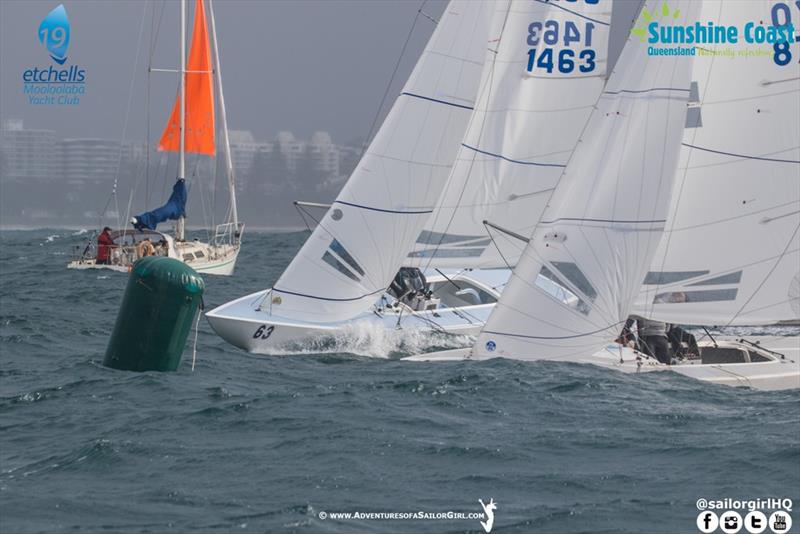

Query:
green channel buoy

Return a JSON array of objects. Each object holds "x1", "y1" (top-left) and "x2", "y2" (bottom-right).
[{"x1": 104, "y1": 256, "x2": 205, "y2": 372}]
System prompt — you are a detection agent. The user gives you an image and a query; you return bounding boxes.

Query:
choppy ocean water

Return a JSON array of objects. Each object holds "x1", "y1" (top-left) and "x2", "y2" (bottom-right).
[{"x1": 1, "y1": 229, "x2": 798, "y2": 534}]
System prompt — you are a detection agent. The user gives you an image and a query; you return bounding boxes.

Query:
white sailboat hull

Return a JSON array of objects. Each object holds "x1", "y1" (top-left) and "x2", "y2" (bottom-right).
[
  {"x1": 403, "y1": 336, "x2": 800, "y2": 391},
  {"x1": 191, "y1": 245, "x2": 239, "y2": 276},
  {"x1": 68, "y1": 246, "x2": 239, "y2": 275},
  {"x1": 206, "y1": 288, "x2": 494, "y2": 354},
  {"x1": 205, "y1": 269, "x2": 509, "y2": 353},
  {"x1": 67, "y1": 228, "x2": 241, "y2": 277}
]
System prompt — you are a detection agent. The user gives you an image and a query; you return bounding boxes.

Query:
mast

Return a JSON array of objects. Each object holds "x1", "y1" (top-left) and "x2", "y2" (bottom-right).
[
  {"x1": 176, "y1": 0, "x2": 187, "y2": 241},
  {"x1": 207, "y1": 0, "x2": 238, "y2": 230},
  {"x1": 259, "y1": 0, "x2": 494, "y2": 323}
]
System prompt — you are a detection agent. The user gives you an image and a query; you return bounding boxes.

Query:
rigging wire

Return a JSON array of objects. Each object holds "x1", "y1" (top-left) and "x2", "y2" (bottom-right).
[
  {"x1": 330, "y1": 0, "x2": 436, "y2": 287},
  {"x1": 271, "y1": 3, "x2": 436, "y2": 302},
  {"x1": 723, "y1": 221, "x2": 800, "y2": 328},
  {"x1": 146, "y1": 1, "x2": 167, "y2": 208},
  {"x1": 98, "y1": 0, "x2": 148, "y2": 232},
  {"x1": 360, "y1": 0, "x2": 431, "y2": 153},
  {"x1": 293, "y1": 202, "x2": 325, "y2": 232},
  {"x1": 417, "y1": 3, "x2": 513, "y2": 275},
  {"x1": 644, "y1": 0, "x2": 722, "y2": 320},
  {"x1": 428, "y1": 2, "x2": 648, "y2": 340}
]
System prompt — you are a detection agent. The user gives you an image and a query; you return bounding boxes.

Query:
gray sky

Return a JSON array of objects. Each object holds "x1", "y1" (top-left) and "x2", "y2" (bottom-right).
[
  {"x1": 1, "y1": 0, "x2": 641, "y2": 143},
  {"x1": 1, "y1": 0, "x2": 451, "y2": 143}
]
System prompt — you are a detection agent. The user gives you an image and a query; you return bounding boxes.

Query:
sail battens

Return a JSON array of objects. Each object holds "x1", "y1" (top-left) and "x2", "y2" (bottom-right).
[
  {"x1": 322, "y1": 251, "x2": 361, "y2": 283},
  {"x1": 473, "y1": 0, "x2": 699, "y2": 360},
  {"x1": 265, "y1": 0, "x2": 495, "y2": 322},
  {"x1": 360, "y1": 152, "x2": 454, "y2": 168},
  {"x1": 460, "y1": 144, "x2": 567, "y2": 168},
  {"x1": 400, "y1": 92, "x2": 475, "y2": 110},
  {"x1": 643, "y1": 270, "x2": 710, "y2": 285},
  {"x1": 666, "y1": 201, "x2": 799, "y2": 232},
  {"x1": 334, "y1": 201, "x2": 433, "y2": 215},
  {"x1": 603, "y1": 87, "x2": 691, "y2": 96},
  {"x1": 408, "y1": 248, "x2": 487, "y2": 259},
  {"x1": 540, "y1": 217, "x2": 667, "y2": 225},
  {"x1": 483, "y1": 322, "x2": 624, "y2": 340},
  {"x1": 681, "y1": 143, "x2": 800, "y2": 164},
  {"x1": 653, "y1": 288, "x2": 738, "y2": 304},
  {"x1": 409, "y1": 0, "x2": 612, "y2": 270},
  {"x1": 531, "y1": 0, "x2": 611, "y2": 26},
  {"x1": 635, "y1": 1, "x2": 800, "y2": 326},
  {"x1": 422, "y1": 50, "x2": 484, "y2": 67},
  {"x1": 415, "y1": 230, "x2": 486, "y2": 245}
]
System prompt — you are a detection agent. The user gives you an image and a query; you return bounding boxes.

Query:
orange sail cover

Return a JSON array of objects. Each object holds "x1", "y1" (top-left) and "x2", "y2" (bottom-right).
[{"x1": 159, "y1": 0, "x2": 215, "y2": 156}]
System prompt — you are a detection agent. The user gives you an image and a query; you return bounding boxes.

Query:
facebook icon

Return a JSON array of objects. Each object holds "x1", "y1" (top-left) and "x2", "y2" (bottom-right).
[{"x1": 697, "y1": 511, "x2": 719, "y2": 533}]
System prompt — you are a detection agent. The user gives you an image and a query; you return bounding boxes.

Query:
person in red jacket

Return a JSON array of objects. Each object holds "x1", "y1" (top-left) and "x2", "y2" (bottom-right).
[{"x1": 96, "y1": 227, "x2": 114, "y2": 265}]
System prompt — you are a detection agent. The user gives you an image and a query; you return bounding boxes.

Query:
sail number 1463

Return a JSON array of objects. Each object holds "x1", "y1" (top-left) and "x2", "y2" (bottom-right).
[{"x1": 526, "y1": 19, "x2": 597, "y2": 74}]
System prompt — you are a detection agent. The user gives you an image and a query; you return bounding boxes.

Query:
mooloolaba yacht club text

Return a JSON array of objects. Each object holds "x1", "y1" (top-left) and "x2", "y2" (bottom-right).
[{"x1": 22, "y1": 65, "x2": 86, "y2": 106}]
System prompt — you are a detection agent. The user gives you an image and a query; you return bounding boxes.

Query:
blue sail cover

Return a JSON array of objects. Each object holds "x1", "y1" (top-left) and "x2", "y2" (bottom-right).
[{"x1": 132, "y1": 179, "x2": 187, "y2": 231}]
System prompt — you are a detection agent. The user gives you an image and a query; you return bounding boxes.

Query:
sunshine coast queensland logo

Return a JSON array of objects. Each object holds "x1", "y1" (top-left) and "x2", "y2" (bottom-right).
[
  {"x1": 23, "y1": 4, "x2": 86, "y2": 106},
  {"x1": 632, "y1": 1, "x2": 799, "y2": 66}
]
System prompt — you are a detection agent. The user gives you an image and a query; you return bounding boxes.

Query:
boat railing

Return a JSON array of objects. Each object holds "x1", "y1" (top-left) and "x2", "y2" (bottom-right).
[
  {"x1": 72, "y1": 242, "x2": 96, "y2": 262},
  {"x1": 213, "y1": 222, "x2": 244, "y2": 247},
  {"x1": 71, "y1": 240, "x2": 144, "y2": 267}
]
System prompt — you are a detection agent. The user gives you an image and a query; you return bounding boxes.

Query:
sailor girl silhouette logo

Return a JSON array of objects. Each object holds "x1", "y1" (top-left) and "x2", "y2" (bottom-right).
[
  {"x1": 478, "y1": 498, "x2": 497, "y2": 533},
  {"x1": 38, "y1": 4, "x2": 70, "y2": 64}
]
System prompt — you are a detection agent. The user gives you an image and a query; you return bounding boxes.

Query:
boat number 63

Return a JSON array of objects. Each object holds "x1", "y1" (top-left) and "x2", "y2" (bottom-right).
[{"x1": 253, "y1": 325, "x2": 275, "y2": 340}]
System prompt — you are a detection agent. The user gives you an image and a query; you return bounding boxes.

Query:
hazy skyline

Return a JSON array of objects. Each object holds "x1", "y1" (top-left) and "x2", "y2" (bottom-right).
[
  {"x1": 1, "y1": 1, "x2": 641, "y2": 144},
  {"x1": 1, "y1": 0, "x2": 450, "y2": 144}
]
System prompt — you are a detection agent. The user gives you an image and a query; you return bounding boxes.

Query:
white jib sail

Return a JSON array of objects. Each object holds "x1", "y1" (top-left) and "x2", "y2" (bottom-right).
[
  {"x1": 406, "y1": 0, "x2": 613, "y2": 270},
  {"x1": 633, "y1": 0, "x2": 800, "y2": 326},
  {"x1": 265, "y1": 1, "x2": 496, "y2": 323},
  {"x1": 471, "y1": 0, "x2": 701, "y2": 361}
]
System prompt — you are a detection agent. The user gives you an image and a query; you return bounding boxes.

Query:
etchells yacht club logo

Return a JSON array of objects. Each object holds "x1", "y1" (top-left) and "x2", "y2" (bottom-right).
[
  {"x1": 23, "y1": 3, "x2": 86, "y2": 106},
  {"x1": 39, "y1": 4, "x2": 70, "y2": 64},
  {"x1": 631, "y1": 1, "x2": 798, "y2": 65}
]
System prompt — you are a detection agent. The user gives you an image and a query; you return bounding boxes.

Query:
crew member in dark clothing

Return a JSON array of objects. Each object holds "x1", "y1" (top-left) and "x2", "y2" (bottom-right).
[
  {"x1": 389, "y1": 268, "x2": 428, "y2": 301},
  {"x1": 631, "y1": 315, "x2": 671, "y2": 365},
  {"x1": 96, "y1": 227, "x2": 114, "y2": 265},
  {"x1": 617, "y1": 317, "x2": 636, "y2": 347},
  {"x1": 667, "y1": 324, "x2": 699, "y2": 359}
]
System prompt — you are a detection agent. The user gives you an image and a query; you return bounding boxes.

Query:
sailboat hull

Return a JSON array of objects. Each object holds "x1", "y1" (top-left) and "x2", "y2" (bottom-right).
[
  {"x1": 205, "y1": 269, "x2": 509, "y2": 354},
  {"x1": 205, "y1": 288, "x2": 495, "y2": 354},
  {"x1": 67, "y1": 228, "x2": 241, "y2": 276},
  {"x1": 189, "y1": 245, "x2": 239, "y2": 276},
  {"x1": 403, "y1": 336, "x2": 800, "y2": 391}
]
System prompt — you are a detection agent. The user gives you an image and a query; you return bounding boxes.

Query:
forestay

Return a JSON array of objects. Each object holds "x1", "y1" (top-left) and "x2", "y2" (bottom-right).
[
  {"x1": 472, "y1": 0, "x2": 700, "y2": 361},
  {"x1": 266, "y1": 1, "x2": 496, "y2": 323},
  {"x1": 633, "y1": 0, "x2": 800, "y2": 326},
  {"x1": 406, "y1": 0, "x2": 612, "y2": 269}
]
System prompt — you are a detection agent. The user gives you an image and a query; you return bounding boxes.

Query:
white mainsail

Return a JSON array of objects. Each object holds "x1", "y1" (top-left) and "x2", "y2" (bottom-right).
[
  {"x1": 264, "y1": 1, "x2": 497, "y2": 323},
  {"x1": 471, "y1": 0, "x2": 700, "y2": 361},
  {"x1": 406, "y1": 0, "x2": 613, "y2": 269},
  {"x1": 633, "y1": 0, "x2": 800, "y2": 326}
]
